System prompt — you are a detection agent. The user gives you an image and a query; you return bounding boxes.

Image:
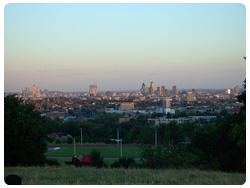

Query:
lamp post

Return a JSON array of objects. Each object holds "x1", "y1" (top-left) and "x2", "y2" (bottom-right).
[
  {"x1": 111, "y1": 138, "x2": 123, "y2": 158},
  {"x1": 80, "y1": 128, "x2": 83, "y2": 145},
  {"x1": 155, "y1": 126, "x2": 157, "y2": 146},
  {"x1": 73, "y1": 137, "x2": 76, "y2": 155}
]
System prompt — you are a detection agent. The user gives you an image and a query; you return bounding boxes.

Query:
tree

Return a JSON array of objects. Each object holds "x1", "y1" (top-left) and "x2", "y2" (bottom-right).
[
  {"x1": 4, "y1": 96, "x2": 47, "y2": 166},
  {"x1": 237, "y1": 79, "x2": 246, "y2": 110}
]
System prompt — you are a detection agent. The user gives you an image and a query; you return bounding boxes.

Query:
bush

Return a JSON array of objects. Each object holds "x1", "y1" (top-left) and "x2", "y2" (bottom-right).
[
  {"x1": 55, "y1": 138, "x2": 61, "y2": 144},
  {"x1": 141, "y1": 146, "x2": 187, "y2": 169},
  {"x1": 47, "y1": 136, "x2": 54, "y2": 143},
  {"x1": 67, "y1": 136, "x2": 73, "y2": 144},
  {"x1": 111, "y1": 157, "x2": 136, "y2": 168},
  {"x1": 45, "y1": 159, "x2": 60, "y2": 166},
  {"x1": 90, "y1": 150, "x2": 105, "y2": 168}
]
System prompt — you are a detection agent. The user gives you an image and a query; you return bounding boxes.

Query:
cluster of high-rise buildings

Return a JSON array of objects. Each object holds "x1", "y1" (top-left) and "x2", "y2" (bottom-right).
[
  {"x1": 140, "y1": 81, "x2": 178, "y2": 97},
  {"x1": 19, "y1": 85, "x2": 42, "y2": 98},
  {"x1": 225, "y1": 85, "x2": 240, "y2": 96}
]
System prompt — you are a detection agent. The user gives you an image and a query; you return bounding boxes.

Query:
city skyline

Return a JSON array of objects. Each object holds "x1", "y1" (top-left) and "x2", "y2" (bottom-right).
[
  {"x1": 4, "y1": 3, "x2": 246, "y2": 92},
  {"x1": 9, "y1": 82, "x2": 243, "y2": 94}
]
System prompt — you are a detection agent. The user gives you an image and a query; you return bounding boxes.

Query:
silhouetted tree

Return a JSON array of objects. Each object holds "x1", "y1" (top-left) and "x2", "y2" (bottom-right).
[{"x1": 4, "y1": 96, "x2": 47, "y2": 166}]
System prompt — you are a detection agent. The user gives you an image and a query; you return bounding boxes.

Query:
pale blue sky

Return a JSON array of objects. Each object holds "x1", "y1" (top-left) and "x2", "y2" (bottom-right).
[{"x1": 4, "y1": 3, "x2": 246, "y2": 92}]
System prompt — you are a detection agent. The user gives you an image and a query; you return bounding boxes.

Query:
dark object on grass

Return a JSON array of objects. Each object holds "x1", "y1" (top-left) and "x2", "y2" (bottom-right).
[
  {"x1": 65, "y1": 161, "x2": 72, "y2": 165},
  {"x1": 111, "y1": 157, "x2": 136, "y2": 168},
  {"x1": 72, "y1": 154, "x2": 82, "y2": 167},
  {"x1": 5, "y1": 174, "x2": 22, "y2": 185},
  {"x1": 45, "y1": 159, "x2": 60, "y2": 166},
  {"x1": 90, "y1": 150, "x2": 104, "y2": 168}
]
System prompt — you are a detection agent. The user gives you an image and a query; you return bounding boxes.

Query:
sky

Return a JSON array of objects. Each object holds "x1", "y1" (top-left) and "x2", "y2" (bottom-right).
[{"x1": 4, "y1": 3, "x2": 246, "y2": 92}]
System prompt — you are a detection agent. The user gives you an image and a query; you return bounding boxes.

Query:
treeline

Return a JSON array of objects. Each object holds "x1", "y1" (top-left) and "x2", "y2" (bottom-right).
[
  {"x1": 43, "y1": 113, "x2": 155, "y2": 144},
  {"x1": 142, "y1": 110, "x2": 245, "y2": 172}
]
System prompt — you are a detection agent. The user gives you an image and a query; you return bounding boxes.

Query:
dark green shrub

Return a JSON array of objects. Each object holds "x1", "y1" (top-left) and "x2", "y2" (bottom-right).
[
  {"x1": 67, "y1": 136, "x2": 73, "y2": 144},
  {"x1": 90, "y1": 150, "x2": 105, "y2": 168},
  {"x1": 47, "y1": 136, "x2": 54, "y2": 143},
  {"x1": 55, "y1": 138, "x2": 61, "y2": 144},
  {"x1": 45, "y1": 159, "x2": 60, "y2": 166},
  {"x1": 111, "y1": 157, "x2": 136, "y2": 168}
]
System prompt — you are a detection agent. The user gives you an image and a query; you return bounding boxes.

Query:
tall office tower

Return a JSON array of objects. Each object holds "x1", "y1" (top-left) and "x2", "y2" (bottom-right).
[
  {"x1": 149, "y1": 81, "x2": 155, "y2": 95},
  {"x1": 141, "y1": 83, "x2": 146, "y2": 95},
  {"x1": 144, "y1": 87, "x2": 149, "y2": 95},
  {"x1": 32, "y1": 85, "x2": 40, "y2": 97},
  {"x1": 226, "y1": 88, "x2": 232, "y2": 95},
  {"x1": 89, "y1": 85, "x2": 97, "y2": 96},
  {"x1": 162, "y1": 97, "x2": 171, "y2": 108},
  {"x1": 161, "y1": 86, "x2": 166, "y2": 96},
  {"x1": 234, "y1": 85, "x2": 240, "y2": 95},
  {"x1": 172, "y1": 85, "x2": 178, "y2": 95},
  {"x1": 157, "y1": 87, "x2": 161, "y2": 96}
]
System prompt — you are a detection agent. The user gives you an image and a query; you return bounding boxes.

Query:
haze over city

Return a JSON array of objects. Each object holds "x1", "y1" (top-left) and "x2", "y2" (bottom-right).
[{"x1": 4, "y1": 3, "x2": 246, "y2": 92}]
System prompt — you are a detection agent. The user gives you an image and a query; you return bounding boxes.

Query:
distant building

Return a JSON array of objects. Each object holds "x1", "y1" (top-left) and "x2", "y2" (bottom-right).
[
  {"x1": 162, "y1": 97, "x2": 171, "y2": 108},
  {"x1": 234, "y1": 85, "x2": 240, "y2": 96},
  {"x1": 105, "y1": 91, "x2": 113, "y2": 97},
  {"x1": 141, "y1": 83, "x2": 146, "y2": 95},
  {"x1": 149, "y1": 81, "x2": 155, "y2": 95},
  {"x1": 172, "y1": 85, "x2": 178, "y2": 96},
  {"x1": 89, "y1": 85, "x2": 97, "y2": 96},
  {"x1": 156, "y1": 87, "x2": 161, "y2": 96},
  {"x1": 120, "y1": 102, "x2": 134, "y2": 111},
  {"x1": 226, "y1": 88, "x2": 232, "y2": 95},
  {"x1": 144, "y1": 87, "x2": 149, "y2": 95},
  {"x1": 31, "y1": 85, "x2": 41, "y2": 97},
  {"x1": 44, "y1": 111, "x2": 66, "y2": 120},
  {"x1": 186, "y1": 92, "x2": 196, "y2": 102},
  {"x1": 161, "y1": 86, "x2": 166, "y2": 96}
]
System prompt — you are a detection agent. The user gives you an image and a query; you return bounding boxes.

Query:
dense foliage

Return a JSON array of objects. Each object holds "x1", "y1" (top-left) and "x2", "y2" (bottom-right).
[
  {"x1": 142, "y1": 111, "x2": 245, "y2": 172},
  {"x1": 4, "y1": 96, "x2": 47, "y2": 166},
  {"x1": 90, "y1": 150, "x2": 106, "y2": 168}
]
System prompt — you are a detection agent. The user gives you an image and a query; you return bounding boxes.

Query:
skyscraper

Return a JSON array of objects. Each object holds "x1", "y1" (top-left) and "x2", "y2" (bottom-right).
[
  {"x1": 32, "y1": 85, "x2": 40, "y2": 97},
  {"x1": 234, "y1": 85, "x2": 240, "y2": 95},
  {"x1": 149, "y1": 81, "x2": 155, "y2": 95},
  {"x1": 89, "y1": 85, "x2": 97, "y2": 96},
  {"x1": 157, "y1": 87, "x2": 161, "y2": 96},
  {"x1": 226, "y1": 88, "x2": 232, "y2": 95},
  {"x1": 141, "y1": 83, "x2": 146, "y2": 95},
  {"x1": 161, "y1": 86, "x2": 166, "y2": 96},
  {"x1": 172, "y1": 85, "x2": 178, "y2": 96}
]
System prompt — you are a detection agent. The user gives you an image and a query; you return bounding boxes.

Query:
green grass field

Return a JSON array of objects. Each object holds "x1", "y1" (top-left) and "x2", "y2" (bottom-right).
[
  {"x1": 46, "y1": 145, "x2": 143, "y2": 166},
  {"x1": 4, "y1": 166, "x2": 245, "y2": 185},
  {"x1": 46, "y1": 146, "x2": 142, "y2": 158}
]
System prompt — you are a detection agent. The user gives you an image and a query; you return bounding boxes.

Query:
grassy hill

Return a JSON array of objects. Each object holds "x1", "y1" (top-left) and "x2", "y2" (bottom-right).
[{"x1": 4, "y1": 166, "x2": 245, "y2": 185}]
